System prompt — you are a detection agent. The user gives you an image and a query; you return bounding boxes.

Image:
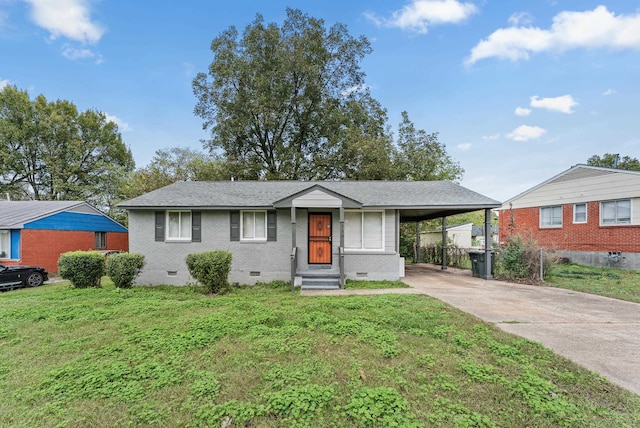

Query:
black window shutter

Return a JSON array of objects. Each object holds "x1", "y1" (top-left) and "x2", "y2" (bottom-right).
[
  {"x1": 155, "y1": 211, "x2": 165, "y2": 242},
  {"x1": 267, "y1": 211, "x2": 277, "y2": 241},
  {"x1": 230, "y1": 211, "x2": 240, "y2": 241},
  {"x1": 192, "y1": 211, "x2": 201, "y2": 242}
]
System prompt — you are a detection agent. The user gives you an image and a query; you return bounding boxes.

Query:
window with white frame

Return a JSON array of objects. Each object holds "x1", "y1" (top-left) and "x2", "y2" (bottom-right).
[
  {"x1": 241, "y1": 210, "x2": 267, "y2": 240},
  {"x1": 540, "y1": 206, "x2": 562, "y2": 228},
  {"x1": 601, "y1": 199, "x2": 631, "y2": 225},
  {"x1": 0, "y1": 230, "x2": 10, "y2": 259},
  {"x1": 167, "y1": 211, "x2": 192, "y2": 240},
  {"x1": 573, "y1": 203, "x2": 587, "y2": 223},
  {"x1": 345, "y1": 211, "x2": 384, "y2": 250}
]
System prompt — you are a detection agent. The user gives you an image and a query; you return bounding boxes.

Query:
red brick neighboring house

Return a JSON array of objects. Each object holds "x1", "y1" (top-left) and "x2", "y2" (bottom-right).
[
  {"x1": 498, "y1": 164, "x2": 640, "y2": 269},
  {"x1": 0, "y1": 201, "x2": 128, "y2": 273}
]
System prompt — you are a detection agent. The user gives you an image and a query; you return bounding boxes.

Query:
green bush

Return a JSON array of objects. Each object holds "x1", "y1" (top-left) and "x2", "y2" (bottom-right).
[
  {"x1": 185, "y1": 251, "x2": 232, "y2": 294},
  {"x1": 58, "y1": 251, "x2": 105, "y2": 288},
  {"x1": 106, "y1": 253, "x2": 145, "y2": 288},
  {"x1": 495, "y1": 236, "x2": 555, "y2": 282}
]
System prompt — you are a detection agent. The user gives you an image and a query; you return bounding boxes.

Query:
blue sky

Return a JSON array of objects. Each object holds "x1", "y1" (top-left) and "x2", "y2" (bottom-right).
[{"x1": 1, "y1": 0, "x2": 639, "y2": 202}]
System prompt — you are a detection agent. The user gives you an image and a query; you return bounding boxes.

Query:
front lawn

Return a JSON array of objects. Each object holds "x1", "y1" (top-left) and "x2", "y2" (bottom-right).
[
  {"x1": 346, "y1": 279, "x2": 410, "y2": 289},
  {"x1": 1, "y1": 280, "x2": 639, "y2": 427},
  {"x1": 545, "y1": 263, "x2": 640, "y2": 303}
]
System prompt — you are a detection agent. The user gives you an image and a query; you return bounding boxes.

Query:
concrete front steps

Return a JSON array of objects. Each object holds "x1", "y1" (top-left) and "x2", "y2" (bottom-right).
[{"x1": 300, "y1": 273, "x2": 340, "y2": 290}]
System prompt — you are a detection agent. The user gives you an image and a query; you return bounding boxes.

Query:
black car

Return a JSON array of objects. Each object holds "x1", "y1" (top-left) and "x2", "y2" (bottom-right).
[{"x1": 0, "y1": 264, "x2": 48, "y2": 291}]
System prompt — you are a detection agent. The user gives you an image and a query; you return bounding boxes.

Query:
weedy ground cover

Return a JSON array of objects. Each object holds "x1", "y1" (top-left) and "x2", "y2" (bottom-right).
[
  {"x1": 346, "y1": 279, "x2": 410, "y2": 289},
  {"x1": 545, "y1": 263, "x2": 640, "y2": 303},
  {"x1": 1, "y1": 279, "x2": 639, "y2": 427}
]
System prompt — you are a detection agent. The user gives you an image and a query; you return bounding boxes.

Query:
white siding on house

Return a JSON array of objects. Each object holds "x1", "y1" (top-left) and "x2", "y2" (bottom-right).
[
  {"x1": 421, "y1": 223, "x2": 473, "y2": 248},
  {"x1": 385, "y1": 210, "x2": 395, "y2": 253},
  {"x1": 505, "y1": 171, "x2": 640, "y2": 210},
  {"x1": 292, "y1": 190, "x2": 342, "y2": 208}
]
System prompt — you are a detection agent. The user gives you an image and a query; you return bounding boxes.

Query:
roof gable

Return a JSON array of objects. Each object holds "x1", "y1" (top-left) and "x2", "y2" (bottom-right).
[
  {"x1": 501, "y1": 164, "x2": 640, "y2": 209},
  {"x1": 273, "y1": 184, "x2": 362, "y2": 208}
]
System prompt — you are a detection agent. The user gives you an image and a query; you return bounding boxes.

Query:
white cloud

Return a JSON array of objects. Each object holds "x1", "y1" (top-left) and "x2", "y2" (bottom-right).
[
  {"x1": 25, "y1": 0, "x2": 104, "y2": 44},
  {"x1": 61, "y1": 44, "x2": 102, "y2": 63},
  {"x1": 105, "y1": 114, "x2": 131, "y2": 132},
  {"x1": 365, "y1": 0, "x2": 478, "y2": 34},
  {"x1": 508, "y1": 12, "x2": 534, "y2": 27},
  {"x1": 0, "y1": 78, "x2": 9, "y2": 90},
  {"x1": 457, "y1": 143, "x2": 472, "y2": 151},
  {"x1": 482, "y1": 133, "x2": 500, "y2": 140},
  {"x1": 530, "y1": 95, "x2": 577, "y2": 114},
  {"x1": 466, "y1": 6, "x2": 640, "y2": 64},
  {"x1": 603, "y1": 88, "x2": 617, "y2": 96},
  {"x1": 506, "y1": 125, "x2": 546, "y2": 141},
  {"x1": 514, "y1": 107, "x2": 531, "y2": 116}
]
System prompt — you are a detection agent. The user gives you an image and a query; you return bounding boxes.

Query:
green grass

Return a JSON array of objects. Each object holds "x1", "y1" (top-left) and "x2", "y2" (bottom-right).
[
  {"x1": 546, "y1": 264, "x2": 640, "y2": 303},
  {"x1": 346, "y1": 279, "x2": 410, "y2": 289},
  {"x1": 1, "y1": 279, "x2": 639, "y2": 427}
]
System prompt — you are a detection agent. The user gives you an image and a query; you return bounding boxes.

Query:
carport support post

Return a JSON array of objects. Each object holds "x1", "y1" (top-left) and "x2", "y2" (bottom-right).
[
  {"x1": 441, "y1": 216, "x2": 447, "y2": 270},
  {"x1": 484, "y1": 208, "x2": 493, "y2": 280},
  {"x1": 414, "y1": 222, "x2": 420, "y2": 263}
]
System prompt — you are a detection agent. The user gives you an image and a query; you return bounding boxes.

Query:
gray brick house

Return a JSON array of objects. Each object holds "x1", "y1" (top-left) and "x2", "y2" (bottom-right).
[{"x1": 119, "y1": 181, "x2": 500, "y2": 288}]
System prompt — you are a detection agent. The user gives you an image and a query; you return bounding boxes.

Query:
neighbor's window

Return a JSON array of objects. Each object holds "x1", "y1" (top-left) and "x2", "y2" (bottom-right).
[
  {"x1": 241, "y1": 210, "x2": 267, "y2": 240},
  {"x1": 601, "y1": 199, "x2": 631, "y2": 225},
  {"x1": 95, "y1": 232, "x2": 107, "y2": 249},
  {"x1": 0, "y1": 230, "x2": 10, "y2": 258},
  {"x1": 167, "y1": 211, "x2": 192, "y2": 240},
  {"x1": 540, "y1": 206, "x2": 562, "y2": 228},
  {"x1": 573, "y1": 203, "x2": 587, "y2": 223},
  {"x1": 345, "y1": 211, "x2": 384, "y2": 250}
]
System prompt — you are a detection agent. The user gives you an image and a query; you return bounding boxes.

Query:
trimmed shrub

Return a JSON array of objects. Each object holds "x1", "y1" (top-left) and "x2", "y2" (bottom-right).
[
  {"x1": 106, "y1": 253, "x2": 145, "y2": 288},
  {"x1": 185, "y1": 251, "x2": 232, "y2": 294},
  {"x1": 58, "y1": 251, "x2": 105, "y2": 288}
]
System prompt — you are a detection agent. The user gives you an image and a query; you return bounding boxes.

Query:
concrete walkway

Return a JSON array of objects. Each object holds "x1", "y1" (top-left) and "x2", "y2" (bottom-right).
[{"x1": 301, "y1": 264, "x2": 640, "y2": 395}]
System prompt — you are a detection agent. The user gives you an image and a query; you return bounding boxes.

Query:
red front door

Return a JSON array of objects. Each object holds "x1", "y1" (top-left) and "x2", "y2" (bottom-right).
[{"x1": 308, "y1": 213, "x2": 332, "y2": 264}]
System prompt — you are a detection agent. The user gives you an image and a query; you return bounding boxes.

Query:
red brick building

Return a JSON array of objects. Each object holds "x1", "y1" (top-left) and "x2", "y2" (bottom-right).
[
  {"x1": 0, "y1": 201, "x2": 128, "y2": 273},
  {"x1": 498, "y1": 164, "x2": 640, "y2": 269}
]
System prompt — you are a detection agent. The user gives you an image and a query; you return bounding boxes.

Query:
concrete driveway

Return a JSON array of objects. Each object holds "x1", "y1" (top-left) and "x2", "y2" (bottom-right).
[{"x1": 402, "y1": 264, "x2": 640, "y2": 396}]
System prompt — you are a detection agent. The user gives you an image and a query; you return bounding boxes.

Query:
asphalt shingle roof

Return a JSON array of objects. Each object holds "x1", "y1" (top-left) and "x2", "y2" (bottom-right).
[
  {"x1": 119, "y1": 181, "x2": 501, "y2": 210},
  {"x1": 0, "y1": 201, "x2": 85, "y2": 228}
]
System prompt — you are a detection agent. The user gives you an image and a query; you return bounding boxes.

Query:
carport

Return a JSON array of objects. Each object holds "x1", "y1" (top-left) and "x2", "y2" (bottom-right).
[{"x1": 399, "y1": 204, "x2": 499, "y2": 279}]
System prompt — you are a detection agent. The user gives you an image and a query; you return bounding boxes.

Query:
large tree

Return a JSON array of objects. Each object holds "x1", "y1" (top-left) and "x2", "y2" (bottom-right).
[
  {"x1": 587, "y1": 153, "x2": 640, "y2": 171},
  {"x1": 0, "y1": 86, "x2": 134, "y2": 212},
  {"x1": 122, "y1": 147, "x2": 229, "y2": 199},
  {"x1": 393, "y1": 111, "x2": 463, "y2": 182},
  {"x1": 193, "y1": 8, "x2": 377, "y2": 180}
]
